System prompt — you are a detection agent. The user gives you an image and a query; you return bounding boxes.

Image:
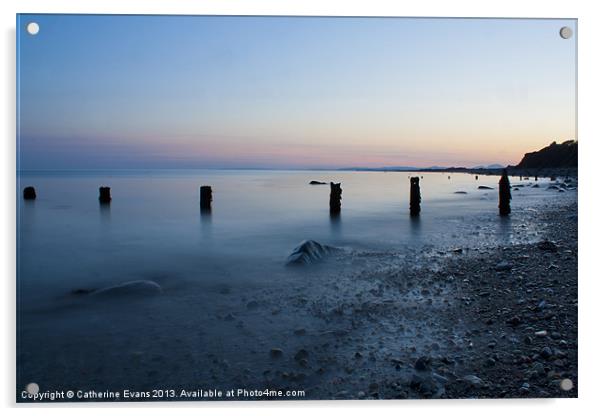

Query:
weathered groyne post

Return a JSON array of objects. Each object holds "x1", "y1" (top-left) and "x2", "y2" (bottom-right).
[
  {"x1": 498, "y1": 169, "x2": 511, "y2": 216},
  {"x1": 329, "y1": 182, "x2": 342, "y2": 214},
  {"x1": 410, "y1": 177, "x2": 421, "y2": 216},
  {"x1": 23, "y1": 186, "x2": 36, "y2": 200},
  {"x1": 200, "y1": 186, "x2": 212, "y2": 211},
  {"x1": 99, "y1": 187, "x2": 111, "y2": 204}
]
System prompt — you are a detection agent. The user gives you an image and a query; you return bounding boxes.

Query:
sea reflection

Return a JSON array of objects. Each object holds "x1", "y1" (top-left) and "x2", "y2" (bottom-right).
[
  {"x1": 329, "y1": 211, "x2": 341, "y2": 237},
  {"x1": 99, "y1": 203, "x2": 111, "y2": 224},
  {"x1": 497, "y1": 215, "x2": 512, "y2": 244},
  {"x1": 410, "y1": 215, "x2": 421, "y2": 238}
]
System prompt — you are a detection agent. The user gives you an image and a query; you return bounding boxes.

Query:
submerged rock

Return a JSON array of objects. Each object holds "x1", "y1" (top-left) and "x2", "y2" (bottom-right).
[
  {"x1": 294, "y1": 349, "x2": 309, "y2": 361},
  {"x1": 83, "y1": 280, "x2": 163, "y2": 297},
  {"x1": 286, "y1": 240, "x2": 336, "y2": 266},
  {"x1": 270, "y1": 348, "x2": 283, "y2": 358},
  {"x1": 309, "y1": 180, "x2": 327, "y2": 185},
  {"x1": 478, "y1": 186, "x2": 494, "y2": 190},
  {"x1": 454, "y1": 191, "x2": 468, "y2": 194}
]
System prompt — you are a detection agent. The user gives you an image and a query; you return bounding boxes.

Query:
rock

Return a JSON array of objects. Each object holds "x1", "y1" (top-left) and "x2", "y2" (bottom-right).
[
  {"x1": 454, "y1": 191, "x2": 468, "y2": 194},
  {"x1": 414, "y1": 356, "x2": 431, "y2": 371},
  {"x1": 506, "y1": 316, "x2": 522, "y2": 327},
  {"x1": 540, "y1": 346, "x2": 554, "y2": 360},
  {"x1": 294, "y1": 328, "x2": 307, "y2": 336},
  {"x1": 309, "y1": 181, "x2": 327, "y2": 185},
  {"x1": 461, "y1": 375, "x2": 484, "y2": 387},
  {"x1": 286, "y1": 240, "x2": 336, "y2": 266},
  {"x1": 270, "y1": 348, "x2": 283, "y2": 358},
  {"x1": 495, "y1": 261, "x2": 512, "y2": 271},
  {"x1": 87, "y1": 280, "x2": 162, "y2": 297},
  {"x1": 478, "y1": 186, "x2": 494, "y2": 190},
  {"x1": 411, "y1": 372, "x2": 445, "y2": 398},
  {"x1": 294, "y1": 349, "x2": 309, "y2": 361},
  {"x1": 535, "y1": 330, "x2": 548, "y2": 337},
  {"x1": 532, "y1": 362, "x2": 545, "y2": 376},
  {"x1": 334, "y1": 390, "x2": 348, "y2": 398},
  {"x1": 71, "y1": 288, "x2": 95, "y2": 295},
  {"x1": 452, "y1": 248, "x2": 463, "y2": 254},
  {"x1": 537, "y1": 240, "x2": 558, "y2": 252}
]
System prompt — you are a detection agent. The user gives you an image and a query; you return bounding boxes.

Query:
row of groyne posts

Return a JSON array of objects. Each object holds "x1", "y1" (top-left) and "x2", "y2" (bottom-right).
[{"x1": 21, "y1": 169, "x2": 513, "y2": 216}]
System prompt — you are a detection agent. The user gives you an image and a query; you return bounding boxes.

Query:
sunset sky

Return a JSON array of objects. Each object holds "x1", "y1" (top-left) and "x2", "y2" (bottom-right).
[{"x1": 17, "y1": 15, "x2": 576, "y2": 170}]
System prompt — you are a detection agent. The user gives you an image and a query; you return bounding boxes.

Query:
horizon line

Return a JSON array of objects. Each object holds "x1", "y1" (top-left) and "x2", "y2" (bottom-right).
[{"x1": 17, "y1": 165, "x2": 510, "y2": 172}]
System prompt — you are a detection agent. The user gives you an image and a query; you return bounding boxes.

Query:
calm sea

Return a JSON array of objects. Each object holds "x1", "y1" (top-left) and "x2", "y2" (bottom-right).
[{"x1": 17, "y1": 169, "x2": 561, "y2": 304}]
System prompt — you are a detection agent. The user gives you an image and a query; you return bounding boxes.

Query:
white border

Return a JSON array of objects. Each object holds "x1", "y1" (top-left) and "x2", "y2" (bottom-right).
[{"x1": 2, "y1": 1, "x2": 600, "y2": 415}]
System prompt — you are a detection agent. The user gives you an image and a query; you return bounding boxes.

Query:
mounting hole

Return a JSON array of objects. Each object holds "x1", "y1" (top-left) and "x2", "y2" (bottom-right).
[
  {"x1": 26, "y1": 382, "x2": 39, "y2": 395},
  {"x1": 26, "y1": 22, "x2": 40, "y2": 35},
  {"x1": 559, "y1": 26, "x2": 572, "y2": 39},
  {"x1": 560, "y1": 378, "x2": 573, "y2": 391}
]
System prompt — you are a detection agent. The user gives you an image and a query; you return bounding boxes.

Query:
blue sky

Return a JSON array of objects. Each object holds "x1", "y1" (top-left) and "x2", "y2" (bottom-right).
[{"x1": 17, "y1": 15, "x2": 576, "y2": 169}]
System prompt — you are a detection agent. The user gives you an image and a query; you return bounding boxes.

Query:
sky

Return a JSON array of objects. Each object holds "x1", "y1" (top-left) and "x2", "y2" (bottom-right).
[{"x1": 17, "y1": 15, "x2": 576, "y2": 170}]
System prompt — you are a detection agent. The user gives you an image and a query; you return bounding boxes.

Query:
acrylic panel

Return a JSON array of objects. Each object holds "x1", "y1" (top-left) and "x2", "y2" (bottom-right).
[{"x1": 16, "y1": 14, "x2": 577, "y2": 402}]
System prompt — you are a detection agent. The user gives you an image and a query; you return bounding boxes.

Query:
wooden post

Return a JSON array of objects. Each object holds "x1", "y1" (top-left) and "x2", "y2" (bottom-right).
[
  {"x1": 99, "y1": 187, "x2": 111, "y2": 203},
  {"x1": 475, "y1": 175, "x2": 479, "y2": 180},
  {"x1": 410, "y1": 177, "x2": 421, "y2": 216},
  {"x1": 329, "y1": 182, "x2": 342, "y2": 214},
  {"x1": 23, "y1": 186, "x2": 36, "y2": 200},
  {"x1": 498, "y1": 169, "x2": 511, "y2": 216},
  {"x1": 200, "y1": 186, "x2": 212, "y2": 211}
]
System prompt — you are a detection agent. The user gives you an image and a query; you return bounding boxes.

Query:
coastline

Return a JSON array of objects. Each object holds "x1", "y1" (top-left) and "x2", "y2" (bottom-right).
[
  {"x1": 261, "y1": 195, "x2": 579, "y2": 400},
  {"x1": 372, "y1": 200, "x2": 578, "y2": 399},
  {"x1": 341, "y1": 167, "x2": 578, "y2": 179},
  {"x1": 16, "y1": 187, "x2": 577, "y2": 401}
]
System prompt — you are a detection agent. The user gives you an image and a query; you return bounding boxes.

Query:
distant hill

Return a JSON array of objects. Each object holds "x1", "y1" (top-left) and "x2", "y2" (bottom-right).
[
  {"x1": 515, "y1": 140, "x2": 577, "y2": 169},
  {"x1": 472, "y1": 164, "x2": 504, "y2": 169},
  {"x1": 338, "y1": 166, "x2": 421, "y2": 171}
]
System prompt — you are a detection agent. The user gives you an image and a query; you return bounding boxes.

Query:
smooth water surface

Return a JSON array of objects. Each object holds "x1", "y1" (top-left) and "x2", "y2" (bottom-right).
[{"x1": 17, "y1": 170, "x2": 563, "y2": 304}]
